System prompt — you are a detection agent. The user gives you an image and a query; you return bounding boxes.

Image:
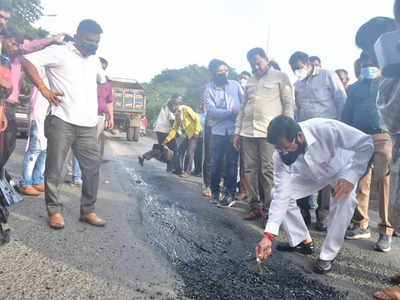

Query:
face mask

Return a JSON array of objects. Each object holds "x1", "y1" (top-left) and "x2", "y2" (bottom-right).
[
  {"x1": 214, "y1": 73, "x2": 228, "y2": 86},
  {"x1": 361, "y1": 67, "x2": 379, "y2": 80},
  {"x1": 78, "y1": 41, "x2": 98, "y2": 56},
  {"x1": 294, "y1": 68, "x2": 308, "y2": 81},
  {"x1": 240, "y1": 78, "x2": 248, "y2": 88},
  {"x1": 279, "y1": 138, "x2": 306, "y2": 166}
]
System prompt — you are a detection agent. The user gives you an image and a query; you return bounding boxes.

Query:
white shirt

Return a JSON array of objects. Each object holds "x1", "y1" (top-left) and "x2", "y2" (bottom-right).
[
  {"x1": 153, "y1": 103, "x2": 175, "y2": 133},
  {"x1": 265, "y1": 118, "x2": 374, "y2": 235},
  {"x1": 24, "y1": 42, "x2": 106, "y2": 127}
]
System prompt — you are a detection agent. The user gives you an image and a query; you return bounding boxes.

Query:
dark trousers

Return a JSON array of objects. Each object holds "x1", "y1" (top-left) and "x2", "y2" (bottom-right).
[
  {"x1": 194, "y1": 137, "x2": 203, "y2": 174},
  {"x1": 316, "y1": 186, "x2": 331, "y2": 225},
  {"x1": 202, "y1": 123, "x2": 212, "y2": 188},
  {"x1": 297, "y1": 196, "x2": 314, "y2": 226},
  {"x1": 156, "y1": 132, "x2": 177, "y2": 171},
  {"x1": 210, "y1": 135, "x2": 238, "y2": 197},
  {"x1": 177, "y1": 136, "x2": 197, "y2": 174},
  {"x1": 0, "y1": 105, "x2": 17, "y2": 168},
  {"x1": 44, "y1": 116, "x2": 100, "y2": 216}
]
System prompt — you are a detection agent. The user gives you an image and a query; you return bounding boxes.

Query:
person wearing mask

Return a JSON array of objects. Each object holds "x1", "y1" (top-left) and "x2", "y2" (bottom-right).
[
  {"x1": 21, "y1": 19, "x2": 107, "y2": 229},
  {"x1": 289, "y1": 51, "x2": 347, "y2": 232},
  {"x1": 161, "y1": 100, "x2": 202, "y2": 178},
  {"x1": 256, "y1": 115, "x2": 373, "y2": 274},
  {"x1": 152, "y1": 94, "x2": 181, "y2": 172},
  {"x1": 335, "y1": 69, "x2": 350, "y2": 90},
  {"x1": 233, "y1": 48, "x2": 294, "y2": 221},
  {"x1": 353, "y1": 9, "x2": 400, "y2": 299},
  {"x1": 204, "y1": 59, "x2": 242, "y2": 206},
  {"x1": 239, "y1": 71, "x2": 251, "y2": 90},
  {"x1": 342, "y1": 52, "x2": 393, "y2": 252}
]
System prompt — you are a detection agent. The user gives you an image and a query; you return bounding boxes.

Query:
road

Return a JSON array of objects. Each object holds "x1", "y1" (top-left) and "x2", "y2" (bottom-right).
[{"x1": 0, "y1": 134, "x2": 398, "y2": 299}]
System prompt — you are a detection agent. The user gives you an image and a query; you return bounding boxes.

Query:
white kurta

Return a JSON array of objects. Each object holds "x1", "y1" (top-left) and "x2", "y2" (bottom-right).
[{"x1": 265, "y1": 118, "x2": 374, "y2": 260}]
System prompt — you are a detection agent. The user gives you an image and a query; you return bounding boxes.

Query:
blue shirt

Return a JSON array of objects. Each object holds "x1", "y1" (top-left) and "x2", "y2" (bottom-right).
[
  {"x1": 204, "y1": 80, "x2": 243, "y2": 136},
  {"x1": 341, "y1": 79, "x2": 382, "y2": 134}
]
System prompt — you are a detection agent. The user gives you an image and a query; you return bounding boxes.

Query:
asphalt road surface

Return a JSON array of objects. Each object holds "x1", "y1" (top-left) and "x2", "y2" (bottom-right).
[{"x1": 0, "y1": 133, "x2": 399, "y2": 299}]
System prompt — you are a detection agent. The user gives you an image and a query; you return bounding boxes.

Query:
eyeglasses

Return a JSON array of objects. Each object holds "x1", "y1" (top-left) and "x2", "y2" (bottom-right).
[{"x1": 275, "y1": 137, "x2": 296, "y2": 153}]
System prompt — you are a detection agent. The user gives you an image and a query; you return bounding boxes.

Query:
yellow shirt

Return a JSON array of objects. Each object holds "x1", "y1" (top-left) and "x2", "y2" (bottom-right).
[{"x1": 165, "y1": 105, "x2": 202, "y2": 143}]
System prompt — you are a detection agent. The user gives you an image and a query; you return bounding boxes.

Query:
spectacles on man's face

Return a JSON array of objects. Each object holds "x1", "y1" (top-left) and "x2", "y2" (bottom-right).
[{"x1": 275, "y1": 137, "x2": 296, "y2": 153}]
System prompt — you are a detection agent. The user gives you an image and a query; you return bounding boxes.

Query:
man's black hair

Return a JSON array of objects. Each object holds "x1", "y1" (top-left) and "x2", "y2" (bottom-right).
[
  {"x1": 335, "y1": 69, "x2": 348, "y2": 75},
  {"x1": 23, "y1": 34, "x2": 34, "y2": 41},
  {"x1": 269, "y1": 60, "x2": 281, "y2": 71},
  {"x1": 99, "y1": 57, "x2": 108, "y2": 66},
  {"x1": 247, "y1": 47, "x2": 267, "y2": 62},
  {"x1": 0, "y1": 0, "x2": 12, "y2": 12},
  {"x1": 309, "y1": 56, "x2": 321, "y2": 64},
  {"x1": 167, "y1": 98, "x2": 178, "y2": 111},
  {"x1": 208, "y1": 59, "x2": 228, "y2": 74},
  {"x1": 267, "y1": 115, "x2": 301, "y2": 145},
  {"x1": 5, "y1": 27, "x2": 23, "y2": 44},
  {"x1": 289, "y1": 51, "x2": 309, "y2": 68},
  {"x1": 171, "y1": 93, "x2": 181, "y2": 100},
  {"x1": 77, "y1": 19, "x2": 103, "y2": 35},
  {"x1": 240, "y1": 71, "x2": 251, "y2": 77},
  {"x1": 355, "y1": 17, "x2": 396, "y2": 51}
]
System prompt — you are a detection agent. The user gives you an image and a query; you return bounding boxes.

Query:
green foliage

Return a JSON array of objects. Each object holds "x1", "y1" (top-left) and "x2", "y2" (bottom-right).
[
  {"x1": 7, "y1": 0, "x2": 46, "y2": 97},
  {"x1": 144, "y1": 64, "x2": 239, "y2": 127}
]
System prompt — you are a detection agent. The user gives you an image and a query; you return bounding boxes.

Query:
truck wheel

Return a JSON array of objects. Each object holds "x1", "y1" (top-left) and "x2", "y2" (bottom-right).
[
  {"x1": 133, "y1": 127, "x2": 140, "y2": 142},
  {"x1": 127, "y1": 127, "x2": 134, "y2": 141}
]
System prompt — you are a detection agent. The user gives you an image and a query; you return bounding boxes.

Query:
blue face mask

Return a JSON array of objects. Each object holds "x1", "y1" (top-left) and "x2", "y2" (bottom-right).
[{"x1": 361, "y1": 67, "x2": 380, "y2": 80}]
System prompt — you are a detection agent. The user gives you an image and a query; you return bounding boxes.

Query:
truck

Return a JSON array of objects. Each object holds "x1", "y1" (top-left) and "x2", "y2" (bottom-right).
[{"x1": 110, "y1": 77, "x2": 146, "y2": 142}]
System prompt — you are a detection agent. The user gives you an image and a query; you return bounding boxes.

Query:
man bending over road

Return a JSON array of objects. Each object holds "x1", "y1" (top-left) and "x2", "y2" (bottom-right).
[{"x1": 256, "y1": 116, "x2": 373, "y2": 274}]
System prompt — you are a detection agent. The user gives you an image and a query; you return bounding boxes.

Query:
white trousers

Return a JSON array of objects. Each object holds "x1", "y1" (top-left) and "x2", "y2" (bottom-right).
[{"x1": 281, "y1": 177, "x2": 357, "y2": 261}]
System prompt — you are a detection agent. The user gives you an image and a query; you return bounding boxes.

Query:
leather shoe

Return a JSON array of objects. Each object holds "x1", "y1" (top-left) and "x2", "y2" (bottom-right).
[
  {"x1": 80, "y1": 213, "x2": 106, "y2": 227},
  {"x1": 18, "y1": 186, "x2": 41, "y2": 196},
  {"x1": 32, "y1": 184, "x2": 45, "y2": 193},
  {"x1": 49, "y1": 213, "x2": 64, "y2": 229},
  {"x1": 243, "y1": 209, "x2": 263, "y2": 220},
  {"x1": 276, "y1": 241, "x2": 314, "y2": 255}
]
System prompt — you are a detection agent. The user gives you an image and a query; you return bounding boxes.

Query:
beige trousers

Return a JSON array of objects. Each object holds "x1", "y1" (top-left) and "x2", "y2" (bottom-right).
[
  {"x1": 242, "y1": 137, "x2": 274, "y2": 212},
  {"x1": 353, "y1": 133, "x2": 393, "y2": 235}
]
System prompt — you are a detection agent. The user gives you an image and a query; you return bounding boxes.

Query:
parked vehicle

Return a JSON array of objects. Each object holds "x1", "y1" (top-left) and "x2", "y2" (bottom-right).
[{"x1": 110, "y1": 77, "x2": 146, "y2": 142}]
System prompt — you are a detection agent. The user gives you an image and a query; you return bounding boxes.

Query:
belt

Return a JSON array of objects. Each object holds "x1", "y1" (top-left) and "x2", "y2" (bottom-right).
[{"x1": 364, "y1": 128, "x2": 385, "y2": 135}]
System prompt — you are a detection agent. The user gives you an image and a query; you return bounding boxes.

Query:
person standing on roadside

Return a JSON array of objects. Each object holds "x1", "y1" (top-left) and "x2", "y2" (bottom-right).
[
  {"x1": 233, "y1": 48, "x2": 294, "y2": 221},
  {"x1": 289, "y1": 51, "x2": 347, "y2": 232},
  {"x1": 342, "y1": 51, "x2": 394, "y2": 252},
  {"x1": 204, "y1": 59, "x2": 242, "y2": 207},
  {"x1": 21, "y1": 19, "x2": 107, "y2": 229}
]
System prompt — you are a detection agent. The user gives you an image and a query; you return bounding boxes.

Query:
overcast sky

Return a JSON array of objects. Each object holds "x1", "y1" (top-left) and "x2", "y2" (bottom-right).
[{"x1": 35, "y1": 0, "x2": 395, "y2": 83}]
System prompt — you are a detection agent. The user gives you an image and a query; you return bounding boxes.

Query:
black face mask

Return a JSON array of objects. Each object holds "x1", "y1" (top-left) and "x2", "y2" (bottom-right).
[
  {"x1": 279, "y1": 138, "x2": 306, "y2": 166},
  {"x1": 214, "y1": 73, "x2": 228, "y2": 86},
  {"x1": 78, "y1": 41, "x2": 98, "y2": 56}
]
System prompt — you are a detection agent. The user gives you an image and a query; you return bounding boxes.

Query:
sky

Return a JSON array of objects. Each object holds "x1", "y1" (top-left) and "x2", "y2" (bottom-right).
[{"x1": 35, "y1": 0, "x2": 395, "y2": 83}]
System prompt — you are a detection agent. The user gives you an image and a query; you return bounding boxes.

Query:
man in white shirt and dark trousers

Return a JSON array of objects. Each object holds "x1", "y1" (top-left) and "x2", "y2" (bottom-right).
[
  {"x1": 21, "y1": 19, "x2": 107, "y2": 229},
  {"x1": 256, "y1": 116, "x2": 373, "y2": 274}
]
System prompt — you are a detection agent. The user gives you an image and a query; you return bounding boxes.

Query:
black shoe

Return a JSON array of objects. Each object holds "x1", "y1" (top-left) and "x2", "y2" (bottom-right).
[
  {"x1": 375, "y1": 234, "x2": 392, "y2": 252},
  {"x1": 315, "y1": 222, "x2": 328, "y2": 232},
  {"x1": 217, "y1": 194, "x2": 234, "y2": 208},
  {"x1": 313, "y1": 258, "x2": 333, "y2": 274},
  {"x1": 276, "y1": 241, "x2": 314, "y2": 255}
]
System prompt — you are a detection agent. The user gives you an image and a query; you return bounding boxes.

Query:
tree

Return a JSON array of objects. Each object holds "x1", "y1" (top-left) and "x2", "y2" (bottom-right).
[
  {"x1": 144, "y1": 64, "x2": 240, "y2": 127},
  {"x1": 9, "y1": 0, "x2": 45, "y2": 38}
]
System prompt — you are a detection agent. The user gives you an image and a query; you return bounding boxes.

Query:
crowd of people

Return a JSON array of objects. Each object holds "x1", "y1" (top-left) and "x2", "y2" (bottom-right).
[
  {"x1": 139, "y1": 1, "x2": 400, "y2": 298},
  {"x1": 0, "y1": 0, "x2": 398, "y2": 298}
]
